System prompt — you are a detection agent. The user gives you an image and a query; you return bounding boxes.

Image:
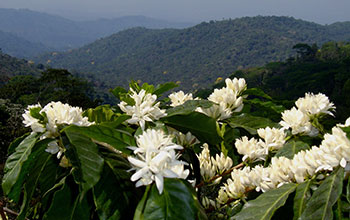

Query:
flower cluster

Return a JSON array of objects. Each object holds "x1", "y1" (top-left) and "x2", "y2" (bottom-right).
[
  {"x1": 280, "y1": 93, "x2": 335, "y2": 136},
  {"x1": 218, "y1": 122, "x2": 350, "y2": 204},
  {"x1": 127, "y1": 129, "x2": 189, "y2": 194},
  {"x1": 22, "y1": 101, "x2": 93, "y2": 157},
  {"x1": 197, "y1": 144, "x2": 233, "y2": 181},
  {"x1": 235, "y1": 127, "x2": 286, "y2": 162},
  {"x1": 197, "y1": 78, "x2": 246, "y2": 120},
  {"x1": 168, "y1": 91, "x2": 194, "y2": 107},
  {"x1": 118, "y1": 89, "x2": 166, "y2": 130}
]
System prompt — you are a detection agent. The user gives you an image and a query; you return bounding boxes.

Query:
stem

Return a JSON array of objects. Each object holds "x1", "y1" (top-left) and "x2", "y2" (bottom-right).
[{"x1": 196, "y1": 163, "x2": 244, "y2": 188}]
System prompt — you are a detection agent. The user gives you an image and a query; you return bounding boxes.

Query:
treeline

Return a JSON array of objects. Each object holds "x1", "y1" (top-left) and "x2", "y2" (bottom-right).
[
  {"x1": 198, "y1": 41, "x2": 350, "y2": 121},
  {"x1": 0, "y1": 69, "x2": 100, "y2": 158}
]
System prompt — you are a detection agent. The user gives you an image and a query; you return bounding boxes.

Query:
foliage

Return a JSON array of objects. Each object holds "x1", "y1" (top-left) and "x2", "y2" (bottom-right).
[
  {"x1": 0, "y1": 68, "x2": 100, "y2": 108},
  {"x1": 2, "y1": 77, "x2": 350, "y2": 220}
]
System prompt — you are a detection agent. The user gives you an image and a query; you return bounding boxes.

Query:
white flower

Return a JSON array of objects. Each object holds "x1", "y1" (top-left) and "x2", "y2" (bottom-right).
[
  {"x1": 211, "y1": 152, "x2": 233, "y2": 174},
  {"x1": 128, "y1": 129, "x2": 189, "y2": 194},
  {"x1": 40, "y1": 101, "x2": 93, "y2": 139},
  {"x1": 225, "y1": 78, "x2": 246, "y2": 96},
  {"x1": 118, "y1": 89, "x2": 166, "y2": 130},
  {"x1": 22, "y1": 104, "x2": 45, "y2": 133},
  {"x1": 197, "y1": 144, "x2": 216, "y2": 180},
  {"x1": 338, "y1": 117, "x2": 350, "y2": 127},
  {"x1": 235, "y1": 136, "x2": 267, "y2": 162},
  {"x1": 196, "y1": 78, "x2": 245, "y2": 121},
  {"x1": 196, "y1": 103, "x2": 232, "y2": 120},
  {"x1": 296, "y1": 93, "x2": 335, "y2": 116},
  {"x1": 280, "y1": 107, "x2": 318, "y2": 136},
  {"x1": 257, "y1": 127, "x2": 286, "y2": 151},
  {"x1": 169, "y1": 91, "x2": 194, "y2": 107}
]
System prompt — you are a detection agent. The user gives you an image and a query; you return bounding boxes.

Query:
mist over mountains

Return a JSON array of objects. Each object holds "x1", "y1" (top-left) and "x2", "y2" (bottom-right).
[{"x1": 0, "y1": 8, "x2": 193, "y2": 57}]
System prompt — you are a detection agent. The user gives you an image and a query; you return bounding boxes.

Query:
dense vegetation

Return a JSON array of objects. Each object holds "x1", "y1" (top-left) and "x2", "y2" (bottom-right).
[
  {"x1": 0, "y1": 69, "x2": 100, "y2": 167},
  {"x1": 35, "y1": 16, "x2": 350, "y2": 92},
  {"x1": 2, "y1": 77, "x2": 350, "y2": 219},
  {"x1": 0, "y1": 8, "x2": 192, "y2": 55},
  {"x1": 222, "y1": 41, "x2": 350, "y2": 122},
  {"x1": 0, "y1": 50, "x2": 43, "y2": 85}
]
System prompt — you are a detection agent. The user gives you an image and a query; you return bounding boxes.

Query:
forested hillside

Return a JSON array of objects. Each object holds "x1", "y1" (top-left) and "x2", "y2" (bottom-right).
[
  {"x1": 198, "y1": 41, "x2": 350, "y2": 121},
  {"x1": 0, "y1": 30, "x2": 51, "y2": 58},
  {"x1": 0, "y1": 8, "x2": 193, "y2": 52},
  {"x1": 35, "y1": 16, "x2": 350, "y2": 93},
  {"x1": 0, "y1": 51, "x2": 43, "y2": 84}
]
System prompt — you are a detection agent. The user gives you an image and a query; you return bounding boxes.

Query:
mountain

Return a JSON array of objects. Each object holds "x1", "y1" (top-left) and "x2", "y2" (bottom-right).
[
  {"x1": 0, "y1": 51, "x2": 43, "y2": 84},
  {"x1": 34, "y1": 16, "x2": 350, "y2": 93},
  {"x1": 0, "y1": 30, "x2": 51, "y2": 58},
  {"x1": 0, "y1": 8, "x2": 193, "y2": 51}
]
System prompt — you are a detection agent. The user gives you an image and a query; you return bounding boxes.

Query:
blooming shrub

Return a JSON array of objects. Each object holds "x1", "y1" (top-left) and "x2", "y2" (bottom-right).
[{"x1": 2, "y1": 79, "x2": 350, "y2": 219}]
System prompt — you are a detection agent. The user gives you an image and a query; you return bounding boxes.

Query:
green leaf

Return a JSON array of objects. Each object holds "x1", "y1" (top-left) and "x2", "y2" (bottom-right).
[
  {"x1": 64, "y1": 125, "x2": 135, "y2": 155},
  {"x1": 17, "y1": 139, "x2": 54, "y2": 220},
  {"x1": 166, "y1": 100, "x2": 213, "y2": 117},
  {"x1": 228, "y1": 113, "x2": 278, "y2": 135},
  {"x1": 275, "y1": 141, "x2": 310, "y2": 159},
  {"x1": 293, "y1": 179, "x2": 312, "y2": 220},
  {"x1": 135, "y1": 179, "x2": 207, "y2": 220},
  {"x1": 83, "y1": 105, "x2": 117, "y2": 123},
  {"x1": 247, "y1": 98, "x2": 285, "y2": 114},
  {"x1": 110, "y1": 86, "x2": 128, "y2": 100},
  {"x1": 153, "y1": 82, "x2": 178, "y2": 97},
  {"x1": 300, "y1": 168, "x2": 344, "y2": 220},
  {"x1": 93, "y1": 161, "x2": 136, "y2": 220},
  {"x1": 233, "y1": 183, "x2": 297, "y2": 220},
  {"x1": 65, "y1": 130, "x2": 104, "y2": 192},
  {"x1": 7, "y1": 133, "x2": 29, "y2": 155},
  {"x1": 347, "y1": 178, "x2": 350, "y2": 204},
  {"x1": 2, "y1": 133, "x2": 39, "y2": 199},
  {"x1": 43, "y1": 178, "x2": 90, "y2": 220},
  {"x1": 162, "y1": 112, "x2": 222, "y2": 145},
  {"x1": 242, "y1": 88, "x2": 272, "y2": 100}
]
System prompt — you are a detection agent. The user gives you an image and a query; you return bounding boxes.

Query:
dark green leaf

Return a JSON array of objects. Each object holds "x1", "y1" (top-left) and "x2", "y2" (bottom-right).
[
  {"x1": 275, "y1": 141, "x2": 310, "y2": 159},
  {"x1": 110, "y1": 86, "x2": 128, "y2": 100},
  {"x1": 247, "y1": 98, "x2": 285, "y2": 114},
  {"x1": 162, "y1": 112, "x2": 222, "y2": 145},
  {"x1": 7, "y1": 133, "x2": 29, "y2": 155},
  {"x1": 153, "y1": 82, "x2": 178, "y2": 97},
  {"x1": 43, "y1": 178, "x2": 90, "y2": 220},
  {"x1": 93, "y1": 161, "x2": 136, "y2": 220},
  {"x1": 64, "y1": 125, "x2": 135, "y2": 155},
  {"x1": 233, "y1": 183, "x2": 297, "y2": 220},
  {"x1": 242, "y1": 88, "x2": 272, "y2": 100},
  {"x1": 293, "y1": 179, "x2": 312, "y2": 220},
  {"x1": 347, "y1": 178, "x2": 350, "y2": 204},
  {"x1": 166, "y1": 100, "x2": 213, "y2": 117},
  {"x1": 17, "y1": 139, "x2": 54, "y2": 220},
  {"x1": 65, "y1": 130, "x2": 104, "y2": 192},
  {"x1": 2, "y1": 133, "x2": 39, "y2": 199},
  {"x1": 228, "y1": 113, "x2": 278, "y2": 135},
  {"x1": 300, "y1": 168, "x2": 344, "y2": 220},
  {"x1": 136, "y1": 179, "x2": 207, "y2": 220}
]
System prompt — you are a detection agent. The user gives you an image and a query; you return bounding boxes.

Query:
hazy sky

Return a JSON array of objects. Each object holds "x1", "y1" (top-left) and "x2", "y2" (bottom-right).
[{"x1": 1, "y1": 0, "x2": 350, "y2": 24}]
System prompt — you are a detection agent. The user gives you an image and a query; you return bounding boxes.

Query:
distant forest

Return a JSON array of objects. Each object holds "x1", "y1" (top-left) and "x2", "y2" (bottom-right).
[{"x1": 35, "y1": 16, "x2": 350, "y2": 94}]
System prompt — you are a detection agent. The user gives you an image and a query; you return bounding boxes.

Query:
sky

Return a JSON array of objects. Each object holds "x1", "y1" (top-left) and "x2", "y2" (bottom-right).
[{"x1": 1, "y1": 0, "x2": 350, "y2": 24}]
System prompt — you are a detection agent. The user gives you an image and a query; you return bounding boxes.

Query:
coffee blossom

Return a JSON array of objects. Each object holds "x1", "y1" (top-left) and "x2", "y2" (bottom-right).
[
  {"x1": 280, "y1": 107, "x2": 318, "y2": 136},
  {"x1": 118, "y1": 89, "x2": 166, "y2": 130},
  {"x1": 296, "y1": 93, "x2": 335, "y2": 116},
  {"x1": 168, "y1": 91, "x2": 194, "y2": 107},
  {"x1": 128, "y1": 129, "x2": 189, "y2": 194},
  {"x1": 196, "y1": 78, "x2": 246, "y2": 120}
]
